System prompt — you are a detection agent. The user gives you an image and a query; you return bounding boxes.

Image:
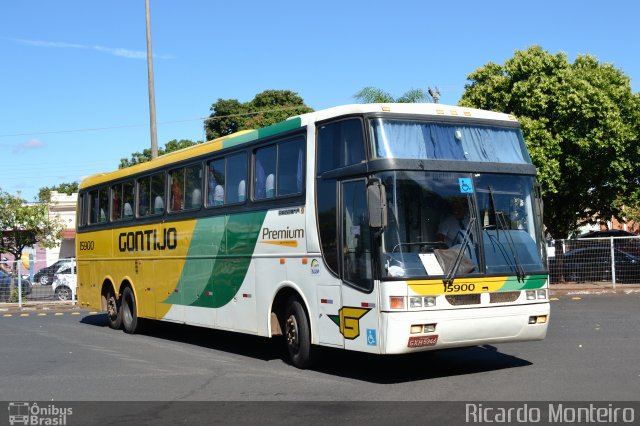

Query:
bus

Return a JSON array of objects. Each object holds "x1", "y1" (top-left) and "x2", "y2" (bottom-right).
[{"x1": 76, "y1": 103, "x2": 550, "y2": 368}]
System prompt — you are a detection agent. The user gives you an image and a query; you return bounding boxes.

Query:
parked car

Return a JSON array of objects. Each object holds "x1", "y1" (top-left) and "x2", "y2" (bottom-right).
[
  {"x1": 0, "y1": 269, "x2": 32, "y2": 302},
  {"x1": 565, "y1": 230, "x2": 640, "y2": 257},
  {"x1": 562, "y1": 246, "x2": 640, "y2": 283},
  {"x1": 52, "y1": 262, "x2": 76, "y2": 301},
  {"x1": 33, "y1": 258, "x2": 74, "y2": 286}
]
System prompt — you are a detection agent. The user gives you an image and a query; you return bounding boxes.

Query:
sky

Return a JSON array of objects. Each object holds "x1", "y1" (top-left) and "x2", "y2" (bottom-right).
[{"x1": 1, "y1": 0, "x2": 639, "y2": 201}]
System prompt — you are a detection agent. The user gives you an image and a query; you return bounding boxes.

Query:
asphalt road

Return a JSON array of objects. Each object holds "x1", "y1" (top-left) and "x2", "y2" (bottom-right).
[{"x1": 1, "y1": 294, "x2": 639, "y2": 402}]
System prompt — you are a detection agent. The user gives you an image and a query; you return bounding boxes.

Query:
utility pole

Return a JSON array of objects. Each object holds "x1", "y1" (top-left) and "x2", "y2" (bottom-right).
[{"x1": 145, "y1": 0, "x2": 158, "y2": 159}]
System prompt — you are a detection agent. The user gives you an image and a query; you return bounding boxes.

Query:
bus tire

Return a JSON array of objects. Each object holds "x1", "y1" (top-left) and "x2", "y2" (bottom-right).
[
  {"x1": 106, "y1": 289, "x2": 122, "y2": 330},
  {"x1": 121, "y1": 286, "x2": 140, "y2": 334},
  {"x1": 284, "y1": 296, "x2": 314, "y2": 369}
]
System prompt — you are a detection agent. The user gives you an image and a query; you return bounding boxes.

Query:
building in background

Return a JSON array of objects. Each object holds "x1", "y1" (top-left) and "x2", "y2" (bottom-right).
[{"x1": 45, "y1": 191, "x2": 78, "y2": 265}]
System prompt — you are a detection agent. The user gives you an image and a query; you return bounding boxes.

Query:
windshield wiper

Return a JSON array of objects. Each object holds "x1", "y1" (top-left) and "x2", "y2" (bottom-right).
[
  {"x1": 392, "y1": 241, "x2": 442, "y2": 253},
  {"x1": 487, "y1": 186, "x2": 526, "y2": 282},
  {"x1": 443, "y1": 216, "x2": 476, "y2": 285}
]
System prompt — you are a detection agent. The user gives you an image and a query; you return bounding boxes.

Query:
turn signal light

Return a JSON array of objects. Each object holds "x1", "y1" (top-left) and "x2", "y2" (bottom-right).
[{"x1": 389, "y1": 296, "x2": 405, "y2": 309}]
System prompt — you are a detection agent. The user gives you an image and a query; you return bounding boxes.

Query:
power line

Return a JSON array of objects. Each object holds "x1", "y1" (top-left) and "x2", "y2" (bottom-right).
[{"x1": 0, "y1": 106, "x2": 308, "y2": 139}]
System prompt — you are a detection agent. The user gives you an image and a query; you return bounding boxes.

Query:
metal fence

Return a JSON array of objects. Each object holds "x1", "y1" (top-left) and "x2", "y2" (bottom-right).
[
  {"x1": 548, "y1": 236, "x2": 640, "y2": 286},
  {"x1": 2, "y1": 237, "x2": 638, "y2": 307},
  {"x1": 0, "y1": 258, "x2": 76, "y2": 307}
]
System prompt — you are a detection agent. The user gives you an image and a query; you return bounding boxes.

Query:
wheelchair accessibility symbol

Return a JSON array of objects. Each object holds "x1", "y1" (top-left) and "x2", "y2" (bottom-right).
[
  {"x1": 459, "y1": 177, "x2": 474, "y2": 194},
  {"x1": 367, "y1": 329, "x2": 377, "y2": 346}
]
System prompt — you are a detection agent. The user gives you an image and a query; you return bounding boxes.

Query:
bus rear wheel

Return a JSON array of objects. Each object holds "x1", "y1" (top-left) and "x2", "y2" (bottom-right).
[
  {"x1": 105, "y1": 290, "x2": 122, "y2": 330},
  {"x1": 121, "y1": 287, "x2": 140, "y2": 334},
  {"x1": 284, "y1": 296, "x2": 314, "y2": 369}
]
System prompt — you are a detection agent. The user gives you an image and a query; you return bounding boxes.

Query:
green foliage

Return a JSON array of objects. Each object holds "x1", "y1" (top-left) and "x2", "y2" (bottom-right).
[
  {"x1": 460, "y1": 46, "x2": 640, "y2": 238},
  {"x1": 0, "y1": 189, "x2": 65, "y2": 259},
  {"x1": 9, "y1": 288, "x2": 19, "y2": 303},
  {"x1": 119, "y1": 139, "x2": 199, "y2": 169},
  {"x1": 205, "y1": 90, "x2": 313, "y2": 140},
  {"x1": 354, "y1": 87, "x2": 433, "y2": 103},
  {"x1": 38, "y1": 181, "x2": 79, "y2": 203}
]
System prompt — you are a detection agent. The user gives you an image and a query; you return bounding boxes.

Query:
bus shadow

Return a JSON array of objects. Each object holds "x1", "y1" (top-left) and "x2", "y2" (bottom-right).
[
  {"x1": 311, "y1": 345, "x2": 532, "y2": 384},
  {"x1": 81, "y1": 313, "x2": 282, "y2": 362},
  {"x1": 81, "y1": 314, "x2": 532, "y2": 383}
]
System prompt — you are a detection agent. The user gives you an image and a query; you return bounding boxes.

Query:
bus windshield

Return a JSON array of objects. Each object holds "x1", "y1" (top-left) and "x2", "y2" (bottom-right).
[
  {"x1": 369, "y1": 118, "x2": 531, "y2": 164},
  {"x1": 379, "y1": 171, "x2": 545, "y2": 279}
]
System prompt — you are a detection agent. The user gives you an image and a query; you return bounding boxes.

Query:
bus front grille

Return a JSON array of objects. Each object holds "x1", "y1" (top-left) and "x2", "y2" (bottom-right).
[
  {"x1": 490, "y1": 291, "x2": 521, "y2": 303},
  {"x1": 445, "y1": 294, "x2": 481, "y2": 306}
]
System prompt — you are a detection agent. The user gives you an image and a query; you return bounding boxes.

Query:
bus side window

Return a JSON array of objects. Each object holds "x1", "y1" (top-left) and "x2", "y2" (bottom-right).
[
  {"x1": 138, "y1": 177, "x2": 151, "y2": 217},
  {"x1": 277, "y1": 138, "x2": 304, "y2": 197},
  {"x1": 88, "y1": 190, "x2": 99, "y2": 224},
  {"x1": 170, "y1": 169, "x2": 184, "y2": 212},
  {"x1": 227, "y1": 153, "x2": 247, "y2": 204},
  {"x1": 151, "y1": 173, "x2": 165, "y2": 215},
  {"x1": 207, "y1": 158, "x2": 225, "y2": 207},
  {"x1": 98, "y1": 187, "x2": 109, "y2": 223},
  {"x1": 123, "y1": 181, "x2": 135, "y2": 219},
  {"x1": 317, "y1": 119, "x2": 365, "y2": 174},
  {"x1": 111, "y1": 184, "x2": 122, "y2": 221},
  {"x1": 185, "y1": 164, "x2": 202, "y2": 210},
  {"x1": 255, "y1": 145, "x2": 276, "y2": 200}
]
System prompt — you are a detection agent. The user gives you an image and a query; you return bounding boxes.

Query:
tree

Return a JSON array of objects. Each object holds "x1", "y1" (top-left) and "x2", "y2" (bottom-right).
[
  {"x1": 353, "y1": 87, "x2": 434, "y2": 103},
  {"x1": 119, "y1": 139, "x2": 199, "y2": 169},
  {"x1": 38, "y1": 181, "x2": 79, "y2": 203},
  {"x1": 0, "y1": 190, "x2": 65, "y2": 260},
  {"x1": 459, "y1": 46, "x2": 640, "y2": 238},
  {"x1": 205, "y1": 90, "x2": 313, "y2": 140}
]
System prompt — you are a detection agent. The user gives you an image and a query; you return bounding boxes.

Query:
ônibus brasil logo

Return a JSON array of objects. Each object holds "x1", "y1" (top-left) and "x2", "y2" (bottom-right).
[{"x1": 8, "y1": 402, "x2": 72, "y2": 425}]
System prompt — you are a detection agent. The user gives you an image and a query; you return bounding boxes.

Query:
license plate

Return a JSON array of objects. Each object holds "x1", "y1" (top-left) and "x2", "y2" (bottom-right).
[{"x1": 407, "y1": 335, "x2": 438, "y2": 348}]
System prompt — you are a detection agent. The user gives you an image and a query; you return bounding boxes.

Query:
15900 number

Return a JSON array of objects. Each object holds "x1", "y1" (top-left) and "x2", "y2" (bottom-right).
[
  {"x1": 79, "y1": 240, "x2": 95, "y2": 251},
  {"x1": 443, "y1": 283, "x2": 475, "y2": 293}
]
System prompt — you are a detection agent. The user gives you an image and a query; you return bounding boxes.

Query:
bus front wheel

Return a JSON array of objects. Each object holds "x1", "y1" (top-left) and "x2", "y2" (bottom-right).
[
  {"x1": 121, "y1": 287, "x2": 140, "y2": 334},
  {"x1": 284, "y1": 296, "x2": 314, "y2": 369}
]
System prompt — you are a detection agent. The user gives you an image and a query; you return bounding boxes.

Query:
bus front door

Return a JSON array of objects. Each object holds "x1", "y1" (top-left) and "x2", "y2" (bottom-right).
[{"x1": 340, "y1": 179, "x2": 380, "y2": 354}]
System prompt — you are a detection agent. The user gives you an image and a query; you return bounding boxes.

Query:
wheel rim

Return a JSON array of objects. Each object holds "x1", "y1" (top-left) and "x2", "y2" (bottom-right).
[
  {"x1": 57, "y1": 288, "x2": 70, "y2": 301},
  {"x1": 286, "y1": 314, "x2": 299, "y2": 352},
  {"x1": 107, "y1": 295, "x2": 118, "y2": 320},
  {"x1": 40, "y1": 276, "x2": 48, "y2": 285}
]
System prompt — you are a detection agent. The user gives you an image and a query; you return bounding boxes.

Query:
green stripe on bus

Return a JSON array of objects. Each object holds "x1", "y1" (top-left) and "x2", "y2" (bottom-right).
[
  {"x1": 500, "y1": 274, "x2": 548, "y2": 291},
  {"x1": 221, "y1": 117, "x2": 303, "y2": 150},
  {"x1": 163, "y1": 210, "x2": 267, "y2": 309}
]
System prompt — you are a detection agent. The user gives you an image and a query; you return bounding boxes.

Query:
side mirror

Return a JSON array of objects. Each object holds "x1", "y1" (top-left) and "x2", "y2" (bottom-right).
[{"x1": 367, "y1": 180, "x2": 387, "y2": 229}]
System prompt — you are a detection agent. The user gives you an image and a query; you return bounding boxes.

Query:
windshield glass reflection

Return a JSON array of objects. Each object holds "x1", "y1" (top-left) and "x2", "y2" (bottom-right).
[{"x1": 380, "y1": 171, "x2": 545, "y2": 279}]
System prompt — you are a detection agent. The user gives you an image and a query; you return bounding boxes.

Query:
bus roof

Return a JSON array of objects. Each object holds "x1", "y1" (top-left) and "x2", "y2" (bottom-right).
[{"x1": 79, "y1": 103, "x2": 517, "y2": 190}]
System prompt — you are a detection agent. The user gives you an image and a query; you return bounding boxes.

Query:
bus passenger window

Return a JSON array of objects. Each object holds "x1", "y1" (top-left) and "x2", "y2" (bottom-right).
[
  {"x1": 170, "y1": 169, "x2": 184, "y2": 212},
  {"x1": 185, "y1": 165, "x2": 202, "y2": 210},
  {"x1": 151, "y1": 173, "x2": 165, "y2": 215},
  {"x1": 111, "y1": 184, "x2": 122, "y2": 221},
  {"x1": 207, "y1": 159, "x2": 225, "y2": 207},
  {"x1": 138, "y1": 177, "x2": 151, "y2": 217},
  {"x1": 227, "y1": 153, "x2": 246, "y2": 204},
  {"x1": 123, "y1": 181, "x2": 134, "y2": 219},
  {"x1": 98, "y1": 188, "x2": 109, "y2": 223},
  {"x1": 255, "y1": 146, "x2": 276, "y2": 200},
  {"x1": 277, "y1": 138, "x2": 304, "y2": 196},
  {"x1": 88, "y1": 190, "x2": 99, "y2": 224}
]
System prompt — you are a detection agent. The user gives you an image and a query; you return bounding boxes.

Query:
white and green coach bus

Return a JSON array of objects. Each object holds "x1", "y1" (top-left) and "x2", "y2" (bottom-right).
[{"x1": 77, "y1": 103, "x2": 550, "y2": 368}]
